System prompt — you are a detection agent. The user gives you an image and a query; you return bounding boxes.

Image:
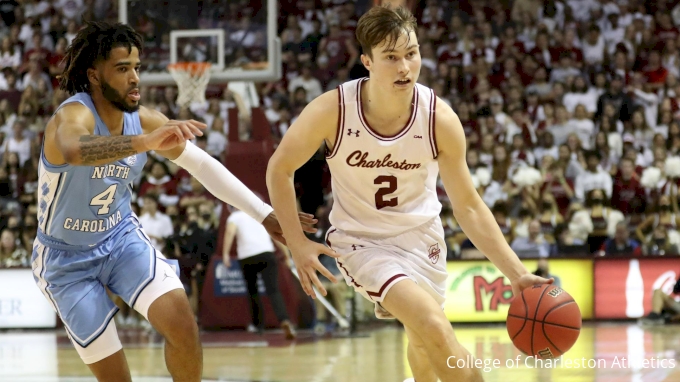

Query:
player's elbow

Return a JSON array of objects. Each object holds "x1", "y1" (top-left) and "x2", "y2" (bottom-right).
[
  {"x1": 266, "y1": 154, "x2": 289, "y2": 186},
  {"x1": 60, "y1": 145, "x2": 82, "y2": 166},
  {"x1": 266, "y1": 153, "x2": 295, "y2": 190},
  {"x1": 54, "y1": 131, "x2": 84, "y2": 165},
  {"x1": 451, "y1": 192, "x2": 485, "y2": 220}
]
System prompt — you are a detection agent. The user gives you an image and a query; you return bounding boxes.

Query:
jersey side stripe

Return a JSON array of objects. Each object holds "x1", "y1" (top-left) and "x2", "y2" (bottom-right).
[
  {"x1": 428, "y1": 89, "x2": 438, "y2": 159},
  {"x1": 326, "y1": 85, "x2": 346, "y2": 159},
  {"x1": 44, "y1": 172, "x2": 64, "y2": 235}
]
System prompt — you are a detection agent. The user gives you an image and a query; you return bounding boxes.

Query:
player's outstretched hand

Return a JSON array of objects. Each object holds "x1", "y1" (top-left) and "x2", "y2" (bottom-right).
[
  {"x1": 288, "y1": 238, "x2": 340, "y2": 298},
  {"x1": 261, "y1": 211, "x2": 318, "y2": 245},
  {"x1": 143, "y1": 119, "x2": 207, "y2": 151},
  {"x1": 510, "y1": 273, "x2": 554, "y2": 301}
]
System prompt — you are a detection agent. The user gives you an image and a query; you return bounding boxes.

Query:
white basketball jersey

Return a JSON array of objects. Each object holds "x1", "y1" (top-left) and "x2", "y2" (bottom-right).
[{"x1": 326, "y1": 78, "x2": 441, "y2": 236}]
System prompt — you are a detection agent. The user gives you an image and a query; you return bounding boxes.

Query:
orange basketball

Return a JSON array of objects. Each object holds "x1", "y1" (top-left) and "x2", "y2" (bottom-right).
[{"x1": 506, "y1": 284, "x2": 581, "y2": 359}]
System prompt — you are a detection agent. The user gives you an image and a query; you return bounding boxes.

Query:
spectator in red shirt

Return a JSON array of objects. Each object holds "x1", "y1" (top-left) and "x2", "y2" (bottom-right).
[
  {"x1": 611, "y1": 157, "x2": 646, "y2": 214},
  {"x1": 138, "y1": 160, "x2": 179, "y2": 208},
  {"x1": 528, "y1": 31, "x2": 553, "y2": 68},
  {"x1": 458, "y1": 102, "x2": 480, "y2": 147},
  {"x1": 48, "y1": 37, "x2": 67, "y2": 89},
  {"x1": 421, "y1": 8, "x2": 447, "y2": 44},
  {"x1": 552, "y1": 29, "x2": 584, "y2": 67},
  {"x1": 178, "y1": 176, "x2": 217, "y2": 212},
  {"x1": 654, "y1": 13, "x2": 679, "y2": 42},
  {"x1": 643, "y1": 50, "x2": 669, "y2": 90},
  {"x1": 495, "y1": 25, "x2": 525, "y2": 62},
  {"x1": 463, "y1": 33, "x2": 495, "y2": 69},
  {"x1": 541, "y1": 162, "x2": 575, "y2": 216},
  {"x1": 318, "y1": 20, "x2": 358, "y2": 74},
  {"x1": 490, "y1": 56, "x2": 529, "y2": 89},
  {"x1": 21, "y1": 34, "x2": 50, "y2": 72},
  {"x1": 467, "y1": 56, "x2": 491, "y2": 93},
  {"x1": 438, "y1": 38, "x2": 464, "y2": 67}
]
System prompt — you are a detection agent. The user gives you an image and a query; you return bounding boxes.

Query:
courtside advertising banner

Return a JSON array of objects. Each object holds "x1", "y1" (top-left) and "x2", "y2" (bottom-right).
[
  {"x1": 594, "y1": 258, "x2": 680, "y2": 319},
  {"x1": 444, "y1": 260, "x2": 593, "y2": 322},
  {"x1": 213, "y1": 261, "x2": 267, "y2": 297},
  {"x1": 0, "y1": 269, "x2": 57, "y2": 328}
]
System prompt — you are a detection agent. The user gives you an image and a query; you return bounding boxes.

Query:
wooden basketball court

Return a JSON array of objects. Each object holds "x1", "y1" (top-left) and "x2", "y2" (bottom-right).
[{"x1": 2, "y1": 322, "x2": 679, "y2": 381}]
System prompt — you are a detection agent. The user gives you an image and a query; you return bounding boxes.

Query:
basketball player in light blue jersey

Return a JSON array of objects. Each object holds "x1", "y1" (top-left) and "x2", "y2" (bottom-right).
[{"x1": 33, "y1": 21, "x2": 316, "y2": 382}]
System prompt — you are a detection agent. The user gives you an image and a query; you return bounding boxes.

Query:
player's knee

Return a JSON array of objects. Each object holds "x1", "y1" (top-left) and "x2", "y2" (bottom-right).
[
  {"x1": 407, "y1": 335, "x2": 428, "y2": 353},
  {"x1": 164, "y1": 315, "x2": 199, "y2": 349},
  {"x1": 151, "y1": 294, "x2": 200, "y2": 349},
  {"x1": 415, "y1": 316, "x2": 455, "y2": 350}
]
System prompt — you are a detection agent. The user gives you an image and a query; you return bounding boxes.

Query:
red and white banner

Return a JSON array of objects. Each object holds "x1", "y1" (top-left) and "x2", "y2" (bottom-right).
[{"x1": 594, "y1": 258, "x2": 680, "y2": 319}]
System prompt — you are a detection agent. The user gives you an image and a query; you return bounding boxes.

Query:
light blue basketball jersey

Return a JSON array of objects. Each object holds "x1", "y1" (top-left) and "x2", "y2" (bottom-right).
[{"x1": 37, "y1": 93, "x2": 147, "y2": 247}]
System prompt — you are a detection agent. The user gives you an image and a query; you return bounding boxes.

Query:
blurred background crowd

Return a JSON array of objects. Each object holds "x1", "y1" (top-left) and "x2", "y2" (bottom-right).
[{"x1": 2, "y1": 0, "x2": 680, "y2": 327}]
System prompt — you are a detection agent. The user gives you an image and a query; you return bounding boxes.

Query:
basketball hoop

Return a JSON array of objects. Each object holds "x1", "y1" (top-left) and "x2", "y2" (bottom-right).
[{"x1": 167, "y1": 62, "x2": 212, "y2": 108}]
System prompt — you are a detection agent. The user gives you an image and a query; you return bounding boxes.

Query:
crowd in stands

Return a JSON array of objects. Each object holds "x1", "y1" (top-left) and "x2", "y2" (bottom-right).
[{"x1": 3, "y1": 0, "x2": 680, "y2": 276}]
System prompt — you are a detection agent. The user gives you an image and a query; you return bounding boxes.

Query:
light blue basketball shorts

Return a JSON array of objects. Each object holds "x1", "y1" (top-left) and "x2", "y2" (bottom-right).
[{"x1": 31, "y1": 216, "x2": 183, "y2": 364}]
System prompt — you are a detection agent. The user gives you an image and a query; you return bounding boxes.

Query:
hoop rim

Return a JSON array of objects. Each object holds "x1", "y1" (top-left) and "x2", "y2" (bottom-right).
[{"x1": 167, "y1": 61, "x2": 212, "y2": 74}]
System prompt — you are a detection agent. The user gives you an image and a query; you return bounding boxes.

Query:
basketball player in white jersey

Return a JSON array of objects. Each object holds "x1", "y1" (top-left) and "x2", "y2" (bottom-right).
[{"x1": 267, "y1": 5, "x2": 552, "y2": 382}]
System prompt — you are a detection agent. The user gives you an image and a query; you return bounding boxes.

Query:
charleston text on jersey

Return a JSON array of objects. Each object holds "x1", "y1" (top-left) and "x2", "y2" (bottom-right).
[{"x1": 346, "y1": 150, "x2": 422, "y2": 170}]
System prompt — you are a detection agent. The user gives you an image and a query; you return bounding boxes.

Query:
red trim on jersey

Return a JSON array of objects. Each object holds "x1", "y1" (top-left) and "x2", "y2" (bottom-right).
[
  {"x1": 326, "y1": 86, "x2": 345, "y2": 159},
  {"x1": 325, "y1": 228, "x2": 363, "y2": 289},
  {"x1": 366, "y1": 273, "x2": 408, "y2": 298},
  {"x1": 428, "y1": 89, "x2": 438, "y2": 159},
  {"x1": 337, "y1": 260, "x2": 363, "y2": 289},
  {"x1": 324, "y1": 228, "x2": 337, "y2": 247},
  {"x1": 357, "y1": 78, "x2": 418, "y2": 141}
]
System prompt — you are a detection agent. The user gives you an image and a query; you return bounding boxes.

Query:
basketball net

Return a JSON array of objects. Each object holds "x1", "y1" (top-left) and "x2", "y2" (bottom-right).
[{"x1": 167, "y1": 62, "x2": 212, "y2": 109}]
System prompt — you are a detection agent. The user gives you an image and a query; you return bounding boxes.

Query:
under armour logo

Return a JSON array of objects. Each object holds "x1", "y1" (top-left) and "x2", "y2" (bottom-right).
[
  {"x1": 347, "y1": 129, "x2": 360, "y2": 137},
  {"x1": 351, "y1": 244, "x2": 364, "y2": 251},
  {"x1": 414, "y1": 135, "x2": 423, "y2": 139}
]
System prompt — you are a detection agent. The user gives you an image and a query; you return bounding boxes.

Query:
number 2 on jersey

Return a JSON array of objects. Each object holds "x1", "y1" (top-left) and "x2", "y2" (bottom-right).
[
  {"x1": 90, "y1": 184, "x2": 117, "y2": 214},
  {"x1": 374, "y1": 175, "x2": 397, "y2": 210}
]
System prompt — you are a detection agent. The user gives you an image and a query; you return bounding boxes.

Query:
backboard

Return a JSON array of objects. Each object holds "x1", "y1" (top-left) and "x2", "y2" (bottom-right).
[{"x1": 119, "y1": 0, "x2": 281, "y2": 86}]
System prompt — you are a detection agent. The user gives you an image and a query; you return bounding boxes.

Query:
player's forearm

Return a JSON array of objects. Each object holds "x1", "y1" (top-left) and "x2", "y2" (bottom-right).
[
  {"x1": 266, "y1": 167, "x2": 307, "y2": 245},
  {"x1": 170, "y1": 142, "x2": 272, "y2": 222},
  {"x1": 455, "y1": 200, "x2": 529, "y2": 281},
  {"x1": 66, "y1": 135, "x2": 147, "y2": 166}
]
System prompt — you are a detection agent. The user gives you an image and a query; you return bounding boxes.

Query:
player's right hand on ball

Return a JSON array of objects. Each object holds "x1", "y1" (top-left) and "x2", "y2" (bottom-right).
[
  {"x1": 142, "y1": 119, "x2": 206, "y2": 151},
  {"x1": 288, "y1": 239, "x2": 340, "y2": 299},
  {"x1": 510, "y1": 273, "x2": 554, "y2": 301}
]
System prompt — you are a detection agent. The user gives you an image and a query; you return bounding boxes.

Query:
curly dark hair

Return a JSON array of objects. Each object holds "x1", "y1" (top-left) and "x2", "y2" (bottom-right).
[{"x1": 58, "y1": 21, "x2": 143, "y2": 95}]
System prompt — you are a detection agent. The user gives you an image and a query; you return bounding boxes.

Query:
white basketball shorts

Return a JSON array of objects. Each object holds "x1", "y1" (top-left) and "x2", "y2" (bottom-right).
[{"x1": 325, "y1": 217, "x2": 448, "y2": 319}]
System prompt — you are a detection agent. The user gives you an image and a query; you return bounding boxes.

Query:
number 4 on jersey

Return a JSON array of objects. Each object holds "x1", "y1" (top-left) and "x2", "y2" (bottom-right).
[
  {"x1": 90, "y1": 184, "x2": 117, "y2": 214},
  {"x1": 374, "y1": 175, "x2": 397, "y2": 210}
]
